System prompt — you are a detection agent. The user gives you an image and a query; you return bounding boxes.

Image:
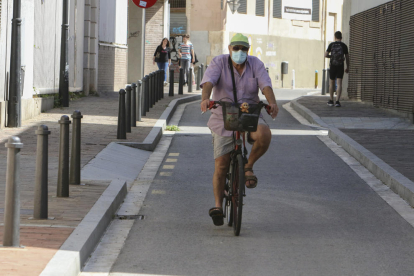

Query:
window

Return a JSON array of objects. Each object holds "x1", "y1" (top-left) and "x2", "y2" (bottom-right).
[
  {"x1": 273, "y1": 0, "x2": 282, "y2": 18},
  {"x1": 256, "y1": 0, "x2": 265, "y2": 16},
  {"x1": 170, "y1": 0, "x2": 186, "y2": 9},
  {"x1": 238, "y1": 0, "x2": 247, "y2": 14},
  {"x1": 312, "y1": 0, "x2": 320, "y2": 21}
]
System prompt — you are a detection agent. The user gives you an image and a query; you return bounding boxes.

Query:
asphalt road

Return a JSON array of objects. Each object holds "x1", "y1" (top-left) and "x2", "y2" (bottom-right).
[{"x1": 109, "y1": 91, "x2": 414, "y2": 276}]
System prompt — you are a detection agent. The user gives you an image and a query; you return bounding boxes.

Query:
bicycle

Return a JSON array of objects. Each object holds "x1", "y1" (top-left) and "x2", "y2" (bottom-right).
[{"x1": 206, "y1": 99, "x2": 271, "y2": 236}]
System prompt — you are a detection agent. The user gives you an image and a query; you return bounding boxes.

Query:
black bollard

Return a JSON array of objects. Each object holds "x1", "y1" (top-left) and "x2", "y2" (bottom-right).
[
  {"x1": 131, "y1": 83, "x2": 137, "y2": 127},
  {"x1": 57, "y1": 115, "x2": 71, "y2": 198},
  {"x1": 188, "y1": 67, "x2": 193, "y2": 92},
  {"x1": 70, "y1": 111, "x2": 83, "y2": 185},
  {"x1": 137, "y1": 81, "x2": 142, "y2": 121},
  {"x1": 145, "y1": 75, "x2": 150, "y2": 112},
  {"x1": 149, "y1": 73, "x2": 153, "y2": 108},
  {"x1": 155, "y1": 71, "x2": 159, "y2": 103},
  {"x1": 169, "y1": 69, "x2": 174, "y2": 96},
  {"x1": 141, "y1": 78, "x2": 147, "y2": 116},
  {"x1": 196, "y1": 65, "x2": 201, "y2": 91},
  {"x1": 125, "y1": 85, "x2": 132, "y2": 133},
  {"x1": 200, "y1": 63, "x2": 204, "y2": 81},
  {"x1": 179, "y1": 68, "x2": 184, "y2": 95},
  {"x1": 33, "y1": 125, "x2": 51, "y2": 220},
  {"x1": 266, "y1": 67, "x2": 269, "y2": 74},
  {"x1": 3, "y1": 136, "x2": 23, "y2": 247},
  {"x1": 152, "y1": 72, "x2": 157, "y2": 106},
  {"x1": 117, "y1": 89, "x2": 127, "y2": 139},
  {"x1": 160, "y1": 69, "x2": 165, "y2": 99}
]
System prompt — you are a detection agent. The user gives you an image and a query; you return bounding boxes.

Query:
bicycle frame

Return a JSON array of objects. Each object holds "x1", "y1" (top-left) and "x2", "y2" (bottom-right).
[{"x1": 206, "y1": 99, "x2": 270, "y2": 235}]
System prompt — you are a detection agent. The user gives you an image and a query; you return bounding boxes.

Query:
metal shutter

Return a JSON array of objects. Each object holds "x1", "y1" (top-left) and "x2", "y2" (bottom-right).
[
  {"x1": 312, "y1": 0, "x2": 319, "y2": 21},
  {"x1": 348, "y1": 0, "x2": 414, "y2": 114},
  {"x1": 273, "y1": 0, "x2": 282, "y2": 18},
  {"x1": 170, "y1": 13, "x2": 187, "y2": 35},
  {"x1": 256, "y1": 0, "x2": 265, "y2": 16},
  {"x1": 238, "y1": 0, "x2": 247, "y2": 14}
]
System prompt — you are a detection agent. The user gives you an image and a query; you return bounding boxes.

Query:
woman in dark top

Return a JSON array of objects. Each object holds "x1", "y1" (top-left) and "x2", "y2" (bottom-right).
[{"x1": 153, "y1": 38, "x2": 171, "y2": 85}]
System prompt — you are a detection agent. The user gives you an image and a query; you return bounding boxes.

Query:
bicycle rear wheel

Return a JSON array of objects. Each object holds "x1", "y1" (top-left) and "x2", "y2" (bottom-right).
[
  {"x1": 232, "y1": 154, "x2": 245, "y2": 236},
  {"x1": 224, "y1": 164, "x2": 233, "y2": 226}
]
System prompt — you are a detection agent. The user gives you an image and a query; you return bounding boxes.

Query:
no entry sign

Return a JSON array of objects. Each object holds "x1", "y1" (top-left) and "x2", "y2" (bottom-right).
[{"x1": 132, "y1": 0, "x2": 157, "y2": 9}]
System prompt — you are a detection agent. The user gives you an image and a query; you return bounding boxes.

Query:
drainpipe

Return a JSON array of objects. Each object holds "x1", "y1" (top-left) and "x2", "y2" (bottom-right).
[
  {"x1": 7, "y1": 0, "x2": 22, "y2": 127},
  {"x1": 59, "y1": 0, "x2": 70, "y2": 107}
]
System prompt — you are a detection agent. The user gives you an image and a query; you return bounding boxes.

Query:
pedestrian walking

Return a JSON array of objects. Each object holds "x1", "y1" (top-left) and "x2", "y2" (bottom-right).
[
  {"x1": 178, "y1": 34, "x2": 195, "y2": 85},
  {"x1": 188, "y1": 40, "x2": 199, "y2": 86},
  {"x1": 325, "y1": 31, "x2": 349, "y2": 107},
  {"x1": 153, "y1": 37, "x2": 171, "y2": 86}
]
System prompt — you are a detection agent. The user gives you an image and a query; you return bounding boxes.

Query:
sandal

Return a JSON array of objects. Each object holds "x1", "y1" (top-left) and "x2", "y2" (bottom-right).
[
  {"x1": 244, "y1": 168, "x2": 258, "y2": 189},
  {"x1": 209, "y1": 207, "x2": 224, "y2": 226}
]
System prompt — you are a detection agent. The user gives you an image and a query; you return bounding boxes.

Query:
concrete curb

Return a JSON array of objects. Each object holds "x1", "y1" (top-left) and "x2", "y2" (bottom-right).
[
  {"x1": 118, "y1": 94, "x2": 201, "y2": 151},
  {"x1": 290, "y1": 97, "x2": 414, "y2": 208},
  {"x1": 290, "y1": 99, "x2": 329, "y2": 128},
  {"x1": 40, "y1": 180, "x2": 127, "y2": 276}
]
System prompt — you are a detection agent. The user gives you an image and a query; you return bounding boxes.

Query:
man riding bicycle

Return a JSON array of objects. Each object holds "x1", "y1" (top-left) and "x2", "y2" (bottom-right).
[{"x1": 200, "y1": 33, "x2": 279, "y2": 226}]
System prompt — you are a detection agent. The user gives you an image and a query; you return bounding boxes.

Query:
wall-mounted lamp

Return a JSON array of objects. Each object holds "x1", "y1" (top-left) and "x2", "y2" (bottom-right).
[{"x1": 227, "y1": 0, "x2": 240, "y2": 14}]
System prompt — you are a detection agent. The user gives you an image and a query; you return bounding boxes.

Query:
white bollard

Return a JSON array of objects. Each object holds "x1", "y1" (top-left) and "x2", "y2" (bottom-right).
[{"x1": 291, "y1": 69, "x2": 295, "y2": 89}]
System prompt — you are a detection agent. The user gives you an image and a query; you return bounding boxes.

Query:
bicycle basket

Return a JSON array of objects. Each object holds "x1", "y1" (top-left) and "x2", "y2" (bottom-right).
[{"x1": 221, "y1": 101, "x2": 262, "y2": 132}]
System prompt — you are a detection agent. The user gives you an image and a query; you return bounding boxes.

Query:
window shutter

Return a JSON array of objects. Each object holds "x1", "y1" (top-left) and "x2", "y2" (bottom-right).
[
  {"x1": 170, "y1": 13, "x2": 187, "y2": 35},
  {"x1": 238, "y1": 0, "x2": 247, "y2": 14},
  {"x1": 273, "y1": 0, "x2": 282, "y2": 18},
  {"x1": 256, "y1": 0, "x2": 265, "y2": 16},
  {"x1": 312, "y1": 0, "x2": 320, "y2": 21}
]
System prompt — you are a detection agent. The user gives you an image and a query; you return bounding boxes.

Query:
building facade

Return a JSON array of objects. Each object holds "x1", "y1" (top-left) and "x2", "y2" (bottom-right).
[
  {"x1": 187, "y1": 0, "x2": 344, "y2": 89},
  {"x1": 0, "y1": 0, "x2": 128, "y2": 127}
]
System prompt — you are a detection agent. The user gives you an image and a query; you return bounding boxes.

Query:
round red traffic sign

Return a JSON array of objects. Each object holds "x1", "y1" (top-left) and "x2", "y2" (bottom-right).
[{"x1": 132, "y1": 0, "x2": 158, "y2": 9}]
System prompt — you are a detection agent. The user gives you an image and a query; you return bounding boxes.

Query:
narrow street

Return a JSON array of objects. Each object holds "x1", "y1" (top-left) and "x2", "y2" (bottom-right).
[{"x1": 84, "y1": 91, "x2": 414, "y2": 276}]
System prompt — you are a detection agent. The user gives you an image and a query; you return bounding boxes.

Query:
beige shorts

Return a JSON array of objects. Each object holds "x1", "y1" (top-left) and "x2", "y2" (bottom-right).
[{"x1": 211, "y1": 118, "x2": 268, "y2": 159}]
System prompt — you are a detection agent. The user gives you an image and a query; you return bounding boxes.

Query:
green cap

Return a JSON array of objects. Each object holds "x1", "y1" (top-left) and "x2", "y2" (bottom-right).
[{"x1": 230, "y1": 33, "x2": 249, "y2": 48}]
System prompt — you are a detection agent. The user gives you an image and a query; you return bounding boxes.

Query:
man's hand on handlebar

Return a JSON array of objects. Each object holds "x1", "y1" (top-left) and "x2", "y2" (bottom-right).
[
  {"x1": 267, "y1": 103, "x2": 279, "y2": 119},
  {"x1": 200, "y1": 99, "x2": 211, "y2": 114}
]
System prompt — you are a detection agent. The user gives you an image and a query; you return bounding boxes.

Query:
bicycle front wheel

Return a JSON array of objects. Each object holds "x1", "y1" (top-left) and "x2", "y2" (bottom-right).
[{"x1": 232, "y1": 154, "x2": 245, "y2": 236}]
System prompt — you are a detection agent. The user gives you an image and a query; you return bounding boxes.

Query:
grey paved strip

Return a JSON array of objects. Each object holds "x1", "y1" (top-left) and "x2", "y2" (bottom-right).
[
  {"x1": 289, "y1": 97, "x2": 414, "y2": 209},
  {"x1": 80, "y1": 102, "x2": 196, "y2": 276},
  {"x1": 40, "y1": 180, "x2": 127, "y2": 276}
]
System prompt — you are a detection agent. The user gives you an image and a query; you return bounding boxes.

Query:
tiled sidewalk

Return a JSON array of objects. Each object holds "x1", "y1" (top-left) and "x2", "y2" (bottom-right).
[
  {"x1": 297, "y1": 95, "x2": 414, "y2": 184},
  {"x1": 0, "y1": 86, "x2": 199, "y2": 275}
]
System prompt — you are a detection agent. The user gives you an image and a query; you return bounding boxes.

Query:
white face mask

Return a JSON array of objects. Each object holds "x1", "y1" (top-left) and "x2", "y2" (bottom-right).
[{"x1": 231, "y1": 50, "x2": 247, "y2": 64}]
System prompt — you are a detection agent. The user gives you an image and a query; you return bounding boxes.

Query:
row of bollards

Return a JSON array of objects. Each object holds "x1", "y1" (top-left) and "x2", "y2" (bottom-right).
[
  {"x1": 117, "y1": 70, "x2": 165, "y2": 139},
  {"x1": 117, "y1": 64, "x2": 209, "y2": 139},
  {"x1": 3, "y1": 111, "x2": 83, "y2": 247}
]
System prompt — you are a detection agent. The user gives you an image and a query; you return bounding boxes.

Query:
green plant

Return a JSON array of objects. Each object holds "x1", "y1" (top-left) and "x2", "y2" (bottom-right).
[
  {"x1": 166, "y1": 125, "x2": 180, "y2": 131},
  {"x1": 70, "y1": 92, "x2": 86, "y2": 100}
]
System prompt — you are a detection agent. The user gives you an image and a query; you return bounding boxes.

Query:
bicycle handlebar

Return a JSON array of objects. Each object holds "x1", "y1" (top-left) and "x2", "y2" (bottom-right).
[{"x1": 204, "y1": 100, "x2": 272, "y2": 116}]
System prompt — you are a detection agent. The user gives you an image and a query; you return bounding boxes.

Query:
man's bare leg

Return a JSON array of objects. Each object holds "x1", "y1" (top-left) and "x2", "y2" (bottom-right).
[
  {"x1": 336, "y1": 78, "x2": 343, "y2": 101},
  {"x1": 213, "y1": 153, "x2": 230, "y2": 208},
  {"x1": 329, "y1": 79, "x2": 335, "y2": 101},
  {"x1": 245, "y1": 124, "x2": 272, "y2": 183}
]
